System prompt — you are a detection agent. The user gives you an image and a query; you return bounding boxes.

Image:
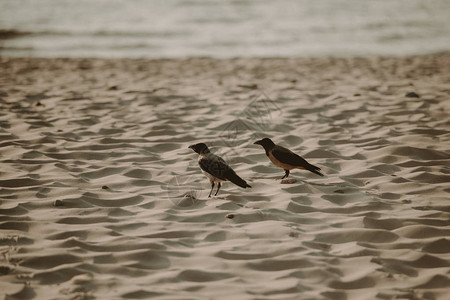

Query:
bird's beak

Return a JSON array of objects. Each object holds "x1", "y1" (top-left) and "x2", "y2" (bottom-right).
[
  {"x1": 254, "y1": 140, "x2": 261, "y2": 145},
  {"x1": 188, "y1": 145, "x2": 193, "y2": 149}
]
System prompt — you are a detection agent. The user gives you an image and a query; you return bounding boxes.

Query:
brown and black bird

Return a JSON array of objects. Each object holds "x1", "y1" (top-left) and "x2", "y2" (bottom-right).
[
  {"x1": 254, "y1": 138, "x2": 324, "y2": 179},
  {"x1": 189, "y1": 143, "x2": 251, "y2": 197}
]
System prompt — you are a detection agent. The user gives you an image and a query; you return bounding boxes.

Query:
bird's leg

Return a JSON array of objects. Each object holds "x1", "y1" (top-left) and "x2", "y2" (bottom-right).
[
  {"x1": 214, "y1": 182, "x2": 221, "y2": 196},
  {"x1": 281, "y1": 170, "x2": 289, "y2": 179},
  {"x1": 208, "y1": 181, "x2": 215, "y2": 198}
]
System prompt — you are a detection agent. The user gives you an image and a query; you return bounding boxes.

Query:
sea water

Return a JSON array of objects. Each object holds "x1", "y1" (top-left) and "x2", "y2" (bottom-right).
[{"x1": 1, "y1": 0, "x2": 449, "y2": 58}]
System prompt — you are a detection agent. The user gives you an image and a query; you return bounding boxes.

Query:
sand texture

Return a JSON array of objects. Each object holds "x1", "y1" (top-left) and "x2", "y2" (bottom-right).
[{"x1": 1, "y1": 55, "x2": 450, "y2": 300}]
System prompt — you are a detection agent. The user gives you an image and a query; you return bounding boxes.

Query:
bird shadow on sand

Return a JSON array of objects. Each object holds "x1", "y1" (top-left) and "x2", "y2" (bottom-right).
[
  {"x1": 250, "y1": 175, "x2": 316, "y2": 185},
  {"x1": 250, "y1": 175, "x2": 291, "y2": 181}
]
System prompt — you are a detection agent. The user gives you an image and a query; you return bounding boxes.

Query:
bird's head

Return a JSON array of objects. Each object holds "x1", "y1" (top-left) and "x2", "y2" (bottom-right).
[
  {"x1": 254, "y1": 137, "x2": 275, "y2": 150},
  {"x1": 188, "y1": 143, "x2": 210, "y2": 154}
]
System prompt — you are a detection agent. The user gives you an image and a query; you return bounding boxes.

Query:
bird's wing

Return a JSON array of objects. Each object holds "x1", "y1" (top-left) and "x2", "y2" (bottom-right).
[
  {"x1": 272, "y1": 146, "x2": 324, "y2": 176},
  {"x1": 198, "y1": 153, "x2": 230, "y2": 181},
  {"x1": 271, "y1": 146, "x2": 309, "y2": 167},
  {"x1": 199, "y1": 153, "x2": 251, "y2": 187}
]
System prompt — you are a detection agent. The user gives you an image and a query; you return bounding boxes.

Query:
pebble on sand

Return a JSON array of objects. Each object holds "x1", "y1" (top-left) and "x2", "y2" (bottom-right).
[{"x1": 53, "y1": 199, "x2": 64, "y2": 207}]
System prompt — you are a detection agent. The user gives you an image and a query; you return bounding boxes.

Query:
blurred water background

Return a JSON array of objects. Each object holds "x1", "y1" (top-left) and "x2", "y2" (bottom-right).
[{"x1": 1, "y1": 0, "x2": 449, "y2": 58}]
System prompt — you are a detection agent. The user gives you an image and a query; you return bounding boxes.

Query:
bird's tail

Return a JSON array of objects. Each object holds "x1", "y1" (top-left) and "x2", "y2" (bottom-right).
[
  {"x1": 306, "y1": 164, "x2": 324, "y2": 177},
  {"x1": 226, "y1": 171, "x2": 251, "y2": 188}
]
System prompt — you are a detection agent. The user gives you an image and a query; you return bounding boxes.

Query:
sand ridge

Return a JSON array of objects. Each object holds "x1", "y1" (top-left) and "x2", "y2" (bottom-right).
[{"x1": 1, "y1": 55, "x2": 450, "y2": 299}]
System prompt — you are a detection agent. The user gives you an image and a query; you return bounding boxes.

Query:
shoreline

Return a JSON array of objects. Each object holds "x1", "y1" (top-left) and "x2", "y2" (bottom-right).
[{"x1": 2, "y1": 53, "x2": 449, "y2": 91}]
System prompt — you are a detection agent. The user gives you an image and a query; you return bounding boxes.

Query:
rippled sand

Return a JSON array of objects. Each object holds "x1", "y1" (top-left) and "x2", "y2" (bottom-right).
[{"x1": 1, "y1": 55, "x2": 449, "y2": 300}]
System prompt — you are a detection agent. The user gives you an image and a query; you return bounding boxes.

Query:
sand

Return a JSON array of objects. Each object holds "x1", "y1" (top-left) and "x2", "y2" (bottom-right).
[{"x1": 0, "y1": 54, "x2": 449, "y2": 300}]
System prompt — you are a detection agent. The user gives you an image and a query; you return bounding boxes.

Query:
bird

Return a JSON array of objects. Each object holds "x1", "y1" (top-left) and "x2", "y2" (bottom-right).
[
  {"x1": 254, "y1": 138, "x2": 324, "y2": 179},
  {"x1": 188, "y1": 143, "x2": 251, "y2": 197}
]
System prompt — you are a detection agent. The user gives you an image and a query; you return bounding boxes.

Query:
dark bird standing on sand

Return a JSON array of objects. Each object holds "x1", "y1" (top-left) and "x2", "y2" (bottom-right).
[
  {"x1": 254, "y1": 138, "x2": 324, "y2": 179},
  {"x1": 189, "y1": 143, "x2": 251, "y2": 197}
]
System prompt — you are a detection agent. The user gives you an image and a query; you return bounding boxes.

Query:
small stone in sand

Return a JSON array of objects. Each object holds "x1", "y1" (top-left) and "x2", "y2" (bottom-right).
[
  {"x1": 289, "y1": 231, "x2": 299, "y2": 238},
  {"x1": 237, "y1": 83, "x2": 258, "y2": 89},
  {"x1": 183, "y1": 193, "x2": 196, "y2": 200},
  {"x1": 53, "y1": 199, "x2": 64, "y2": 207},
  {"x1": 334, "y1": 189, "x2": 345, "y2": 194},
  {"x1": 281, "y1": 178, "x2": 297, "y2": 184},
  {"x1": 405, "y1": 92, "x2": 420, "y2": 98},
  {"x1": 102, "y1": 185, "x2": 109, "y2": 190},
  {"x1": 226, "y1": 214, "x2": 235, "y2": 219},
  {"x1": 0, "y1": 265, "x2": 12, "y2": 275}
]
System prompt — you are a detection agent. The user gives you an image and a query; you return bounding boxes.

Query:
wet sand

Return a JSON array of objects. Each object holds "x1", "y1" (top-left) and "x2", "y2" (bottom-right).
[{"x1": 1, "y1": 55, "x2": 450, "y2": 300}]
